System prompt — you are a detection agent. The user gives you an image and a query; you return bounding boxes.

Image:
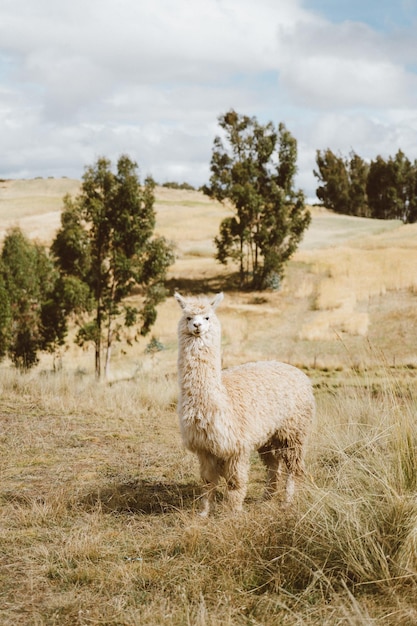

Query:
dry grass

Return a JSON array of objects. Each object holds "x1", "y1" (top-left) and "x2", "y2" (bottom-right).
[
  {"x1": 0, "y1": 178, "x2": 81, "y2": 244},
  {"x1": 1, "y1": 180, "x2": 417, "y2": 623},
  {"x1": 296, "y1": 224, "x2": 417, "y2": 348},
  {"x1": 1, "y1": 367, "x2": 417, "y2": 625}
]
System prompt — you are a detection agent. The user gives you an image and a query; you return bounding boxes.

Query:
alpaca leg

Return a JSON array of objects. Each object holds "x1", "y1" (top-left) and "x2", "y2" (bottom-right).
[
  {"x1": 198, "y1": 453, "x2": 221, "y2": 517},
  {"x1": 284, "y1": 472, "x2": 295, "y2": 505},
  {"x1": 283, "y1": 444, "x2": 303, "y2": 506},
  {"x1": 224, "y1": 456, "x2": 249, "y2": 513},
  {"x1": 258, "y1": 447, "x2": 282, "y2": 499}
]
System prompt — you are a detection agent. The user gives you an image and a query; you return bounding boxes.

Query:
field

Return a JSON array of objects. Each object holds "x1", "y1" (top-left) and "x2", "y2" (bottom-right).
[{"x1": 1, "y1": 179, "x2": 417, "y2": 624}]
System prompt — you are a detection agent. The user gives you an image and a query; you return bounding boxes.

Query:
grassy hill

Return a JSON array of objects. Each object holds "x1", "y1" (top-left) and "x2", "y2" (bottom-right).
[
  {"x1": 1, "y1": 178, "x2": 416, "y2": 625},
  {"x1": 0, "y1": 177, "x2": 80, "y2": 243},
  {"x1": 2, "y1": 176, "x2": 416, "y2": 374}
]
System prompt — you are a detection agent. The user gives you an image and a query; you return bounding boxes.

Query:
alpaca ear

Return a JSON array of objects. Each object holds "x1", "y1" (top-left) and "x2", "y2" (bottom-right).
[
  {"x1": 174, "y1": 292, "x2": 187, "y2": 310},
  {"x1": 211, "y1": 292, "x2": 224, "y2": 310}
]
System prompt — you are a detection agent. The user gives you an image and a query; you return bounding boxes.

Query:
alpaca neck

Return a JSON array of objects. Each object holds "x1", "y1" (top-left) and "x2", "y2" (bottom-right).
[
  {"x1": 178, "y1": 327, "x2": 235, "y2": 457},
  {"x1": 178, "y1": 333, "x2": 223, "y2": 399}
]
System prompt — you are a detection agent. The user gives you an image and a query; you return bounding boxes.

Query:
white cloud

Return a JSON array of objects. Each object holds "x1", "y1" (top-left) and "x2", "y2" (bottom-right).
[
  {"x1": 0, "y1": 0, "x2": 416, "y2": 198},
  {"x1": 282, "y1": 58, "x2": 414, "y2": 109},
  {"x1": 276, "y1": 18, "x2": 417, "y2": 109}
]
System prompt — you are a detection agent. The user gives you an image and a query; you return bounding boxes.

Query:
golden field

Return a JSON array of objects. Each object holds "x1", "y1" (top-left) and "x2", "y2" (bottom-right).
[{"x1": 0, "y1": 178, "x2": 417, "y2": 625}]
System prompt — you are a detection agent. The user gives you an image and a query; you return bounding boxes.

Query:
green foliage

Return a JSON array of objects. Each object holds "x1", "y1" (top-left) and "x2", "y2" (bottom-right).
[
  {"x1": 314, "y1": 149, "x2": 349, "y2": 213},
  {"x1": 204, "y1": 109, "x2": 311, "y2": 289},
  {"x1": 315, "y1": 148, "x2": 417, "y2": 223},
  {"x1": 51, "y1": 195, "x2": 91, "y2": 277},
  {"x1": 314, "y1": 149, "x2": 370, "y2": 216},
  {"x1": 145, "y1": 336, "x2": 165, "y2": 354},
  {"x1": 1, "y1": 228, "x2": 38, "y2": 368},
  {"x1": 161, "y1": 181, "x2": 195, "y2": 190},
  {"x1": 52, "y1": 155, "x2": 174, "y2": 378},
  {"x1": 75, "y1": 320, "x2": 99, "y2": 347},
  {"x1": 0, "y1": 274, "x2": 10, "y2": 359},
  {"x1": 123, "y1": 305, "x2": 138, "y2": 328},
  {"x1": 349, "y1": 152, "x2": 370, "y2": 217},
  {"x1": 39, "y1": 275, "x2": 89, "y2": 354},
  {"x1": 367, "y1": 150, "x2": 417, "y2": 222},
  {"x1": 0, "y1": 227, "x2": 63, "y2": 368}
]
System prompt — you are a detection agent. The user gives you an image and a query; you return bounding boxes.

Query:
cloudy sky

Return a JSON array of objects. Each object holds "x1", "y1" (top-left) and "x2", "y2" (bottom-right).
[{"x1": 1, "y1": 0, "x2": 416, "y2": 200}]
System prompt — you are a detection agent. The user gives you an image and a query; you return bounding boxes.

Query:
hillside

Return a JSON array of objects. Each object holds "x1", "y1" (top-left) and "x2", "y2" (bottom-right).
[
  {"x1": 1, "y1": 179, "x2": 417, "y2": 625},
  {"x1": 0, "y1": 177, "x2": 80, "y2": 243},
  {"x1": 0, "y1": 177, "x2": 416, "y2": 376}
]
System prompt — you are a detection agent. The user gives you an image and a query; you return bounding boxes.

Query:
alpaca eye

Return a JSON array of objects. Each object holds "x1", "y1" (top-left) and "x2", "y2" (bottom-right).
[
  {"x1": 205, "y1": 317, "x2": 209, "y2": 321},
  {"x1": 186, "y1": 317, "x2": 191, "y2": 321}
]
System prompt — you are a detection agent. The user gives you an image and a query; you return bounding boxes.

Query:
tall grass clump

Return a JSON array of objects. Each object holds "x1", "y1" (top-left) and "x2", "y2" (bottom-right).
[
  {"x1": 286, "y1": 374, "x2": 417, "y2": 610},
  {"x1": 160, "y1": 372, "x2": 417, "y2": 622}
]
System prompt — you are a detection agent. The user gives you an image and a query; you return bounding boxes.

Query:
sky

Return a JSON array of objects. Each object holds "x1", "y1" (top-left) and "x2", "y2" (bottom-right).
[{"x1": 1, "y1": 0, "x2": 417, "y2": 201}]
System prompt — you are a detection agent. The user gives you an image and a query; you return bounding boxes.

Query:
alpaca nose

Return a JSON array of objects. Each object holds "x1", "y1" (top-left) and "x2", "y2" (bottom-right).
[{"x1": 194, "y1": 321, "x2": 201, "y2": 329}]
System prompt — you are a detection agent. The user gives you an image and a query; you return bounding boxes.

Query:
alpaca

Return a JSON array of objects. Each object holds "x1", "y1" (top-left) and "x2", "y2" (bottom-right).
[{"x1": 175, "y1": 291, "x2": 315, "y2": 516}]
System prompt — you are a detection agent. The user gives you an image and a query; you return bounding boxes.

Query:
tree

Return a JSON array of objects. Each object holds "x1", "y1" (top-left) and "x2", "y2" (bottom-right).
[
  {"x1": 0, "y1": 273, "x2": 10, "y2": 360},
  {"x1": 316, "y1": 148, "x2": 417, "y2": 222},
  {"x1": 38, "y1": 274, "x2": 86, "y2": 367},
  {"x1": 314, "y1": 149, "x2": 370, "y2": 217},
  {"x1": 51, "y1": 155, "x2": 174, "y2": 379},
  {"x1": 314, "y1": 149, "x2": 350, "y2": 214},
  {"x1": 347, "y1": 152, "x2": 370, "y2": 217},
  {"x1": 389, "y1": 150, "x2": 417, "y2": 222},
  {"x1": 203, "y1": 110, "x2": 311, "y2": 289},
  {"x1": 406, "y1": 160, "x2": 417, "y2": 223},
  {"x1": 365, "y1": 151, "x2": 417, "y2": 222},
  {"x1": 366, "y1": 154, "x2": 396, "y2": 220},
  {"x1": 0, "y1": 228, "x2": 60, "y2": 368}
]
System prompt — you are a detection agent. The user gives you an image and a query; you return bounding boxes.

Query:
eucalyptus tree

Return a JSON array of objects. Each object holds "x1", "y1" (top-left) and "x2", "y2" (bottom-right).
[
  {"x1": 367, "y1": 150, "x2": 417, "y2": 222},
  {"x1": 0, "y1": 227, "x2": 59, "y2": 368},
  {"x1": 315, "y1": 148, "x2": 417, "y2": 221},
  {"x1": 348, "y1": 152, "x2": 370, "y2": 217},
  {"x1": 0, "y1": 272, "x2": 10, "y2": 361},
  {"x1": 52, "y1": 155, "x2": 174, "y2": 379},
  {"x1": 204, "y1": 110, "x2": 310, "y2": 289},
  {"x1": 314, "y1": 149, "x2": 350, "y2": 214}
]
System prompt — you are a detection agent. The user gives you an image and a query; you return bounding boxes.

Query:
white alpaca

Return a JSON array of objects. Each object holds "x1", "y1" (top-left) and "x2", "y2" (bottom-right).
[{"x1": 175, "y1": 291, "x2": 315, "y2": 516}]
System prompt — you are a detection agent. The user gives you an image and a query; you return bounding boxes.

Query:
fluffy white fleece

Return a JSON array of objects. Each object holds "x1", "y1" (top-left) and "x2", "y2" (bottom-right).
[{"x1": 175, "y1": 292, "x2": 315, "y2": 516}]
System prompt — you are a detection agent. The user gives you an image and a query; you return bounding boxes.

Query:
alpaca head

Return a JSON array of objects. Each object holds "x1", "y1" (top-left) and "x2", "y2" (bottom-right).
[{"x1": 174, "y1": 292, "x2": 224, "y2": 339}]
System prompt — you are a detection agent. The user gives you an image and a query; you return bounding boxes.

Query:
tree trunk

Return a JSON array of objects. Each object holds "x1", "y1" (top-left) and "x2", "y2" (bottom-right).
[
  {"x1": 239, "y1": 237, "x2": 244, "y2": 286},
  {"x1": 104, "y1": 342, "x2": 112, "y2": 381},
  {"x1": 95, "y1": 303, "x2": 102, "y2": 379},
  {"x1": 104, "y1": 316, "x2": 113, "y2": 381},
  {"x1": 95, "y1": 338, "x2": 101, "y2": 379}
]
